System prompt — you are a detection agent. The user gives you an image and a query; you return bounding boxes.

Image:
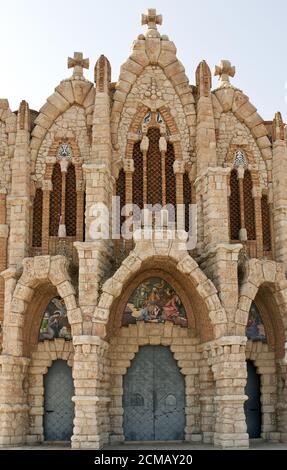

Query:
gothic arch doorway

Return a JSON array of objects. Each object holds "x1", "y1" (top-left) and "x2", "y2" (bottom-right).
[
  {"x1": 44, "y1": 360, "x2": 75, "y2": 441},
  {"x1": 244, "y1": 360, "x2": 262, "y2": 438},
  {"x1": 123, "y1": 345, "x2": 185, "y2": 441}
]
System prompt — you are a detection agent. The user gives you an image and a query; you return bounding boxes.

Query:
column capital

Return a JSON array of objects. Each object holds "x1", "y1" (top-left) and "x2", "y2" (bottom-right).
[
  {"x1": 42, "y1": 180, "x2": 53, "y2": 191},
  {"x1": 73, "y1": 335, "x2": 109, "y2": 349},
  {"x1": 252, "y1": 186, "x2": 262, "y2": 198},
  {"x1": 122, "y1": 158, "x2": 135, "y2": 173},
  {"x1": 173, "y1": 160, "x2": 185, "y2": 174}
]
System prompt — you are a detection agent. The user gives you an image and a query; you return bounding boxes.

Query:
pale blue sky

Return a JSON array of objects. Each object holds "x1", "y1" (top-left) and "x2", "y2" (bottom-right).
[{"x1": 1, "y1": 0, "x2": 287, "y2": 120}]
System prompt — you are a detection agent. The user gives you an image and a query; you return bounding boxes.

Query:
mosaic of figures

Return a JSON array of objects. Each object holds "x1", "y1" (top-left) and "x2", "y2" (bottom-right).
[
  {"x1": 246, "y1": 302, "x2": 266, "y2": 342},
  {"x1": 122, "y1": 277, "x2": 188, "y2": 327},
  {"x1": 39, "y1": 297, "x2": 71, "y2": 341}
]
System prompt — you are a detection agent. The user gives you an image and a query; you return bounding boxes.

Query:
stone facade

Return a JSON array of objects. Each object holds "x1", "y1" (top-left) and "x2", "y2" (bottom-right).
[{"x1": 0, "y1": 9, "x2": 287, "y2": 449}]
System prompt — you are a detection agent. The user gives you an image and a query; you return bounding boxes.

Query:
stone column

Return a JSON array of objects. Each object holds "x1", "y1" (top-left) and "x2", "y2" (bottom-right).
[
  {"x1": 75, "y1": 55, "x2": 113, "y2": 335},
  {"x1": 0, "y1": 355, "x2": 30, "y2": 446},
  {"x1": 174, "y1": 160, "x2": 185, "y2": 231},
  {"x1": 71, "y1": 336, "x2": 110, "y2": 449},
  {"x1": 8, "y1": 101, "x2": 31, "y2": 267},
  {"x1": 200, "y1": 244, "x2": 242, "y2": 334},
  {"x1": 76, "y1": 181, "x2": 85, "y2": 242},
  {"x1": 1, "y1": 267, "x2": 21, "y2": 354},
  {"x1": 0, "y1": 189, "x2": 8, "y2": 327},
  {"x1": 74, "y1": 241, "x2": 111, "y2": 336},
  {"x1": 253, "y1": 185, "x2": 263, "y2": 258},
  {"x1": 209, "y1": 337, "x2": 249, "y2": 448},
  {"x1": 199, "y1": 352, "x2": 215, "y2": 444},
  {"x1": 122, "y1": 158, "x2": 135, "y2": 253},
  {"x1": 199, "y1": 167, "x2": 231, "y2": 247},
  {"x1": 276, "y1": 358, "x2": 287, "y2": 443},
  {"x1": 272, "y1": 112, "x2": 287, "y2": 268},
  {"x1": 195, "y1": 61, "x2": 217, "y2": 176}
]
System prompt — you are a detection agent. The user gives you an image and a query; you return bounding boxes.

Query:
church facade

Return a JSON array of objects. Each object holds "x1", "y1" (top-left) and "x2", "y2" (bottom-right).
[{"x1": 0, "y1": 9, "x2": 287, "y2": 449}]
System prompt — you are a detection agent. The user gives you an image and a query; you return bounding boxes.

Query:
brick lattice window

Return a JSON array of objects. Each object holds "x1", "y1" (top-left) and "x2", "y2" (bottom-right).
[
  {"x1": 166, "y1": 142, "x2": 176, "y2": 207},
  {"x1": 183, "y1": 173, "x2": 192, "y2": 233},
  {"x1": 49, "y1": 163, "x2": 62, "y2": 236},
  {"x1": 243, "y1": 170, "x2": 256, "y2": 240},
  {"x1": 147, "y1": 128, "x2": 162, "y2": 206},
  {"x1": 229, "y1": 169, "x2": 241, "y2": 240},
  {"x1": 32, "y1": 188, "x2": 43, "y2": 247},
  {"x1": 261, "y1": 195, "x2": 272, "y2": 251},
  {"x1": 65, "y1": 164, "x2": 77, "y2": 236},
  {"x1": 116, "y1": 169, "x2": 126, "y2": 231},
  {"x1": 132, "y1": 141, "x2": 143, "y2": 209}
]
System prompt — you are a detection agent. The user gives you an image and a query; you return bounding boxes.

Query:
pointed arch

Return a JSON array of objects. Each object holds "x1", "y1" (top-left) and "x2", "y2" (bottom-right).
[
  {"x1": 30, "y1": 79, "x2": 94, "y2": 172},
  {"x1": 236, "y1": 259, "x2": 287, "y2": 358},
  {"x1": 2, "y1": 255, "x2": 82, "y2": 357},
  {"x1": 94, "y1": 242, "x2": 227, "y2": 340},
  {"x1": 213, "y1": 89, "x2": 272, "y2": 182}
]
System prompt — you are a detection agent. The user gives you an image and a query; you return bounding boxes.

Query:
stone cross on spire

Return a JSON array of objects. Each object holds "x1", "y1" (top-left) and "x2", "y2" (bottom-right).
[
  {"x1": 141, "y1": 8, "x2": 162, "y2": 30},
  {"x1": 68, "y1": 52, "x2": 89, "y2": 78},
  {"x1": 214, "y1": 60, "x2": 236, "y2": 88}
]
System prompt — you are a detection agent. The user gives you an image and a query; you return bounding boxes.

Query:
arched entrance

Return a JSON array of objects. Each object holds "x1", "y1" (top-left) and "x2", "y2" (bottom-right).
[
  {"x1": 244, "y1": 360, "x2": 262, "y2": 438},
  {"x1": 44, "y1": 360, "x2": 75, "y2": 441},
  {"x1": 123, "y1": 345, "x2": 185, "y2": 441}
]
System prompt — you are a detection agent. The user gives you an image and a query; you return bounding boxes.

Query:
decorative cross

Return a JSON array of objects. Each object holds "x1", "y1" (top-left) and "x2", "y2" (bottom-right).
[
  {"x1": 214, "y1": 60, "x2": 236, "y2": 87},
  {"x1": 141, "y1": 8, "x2": 162, "y2": 30},
  {"x1": 68, "y1": 52, "x2": 89, "y2": 78}
]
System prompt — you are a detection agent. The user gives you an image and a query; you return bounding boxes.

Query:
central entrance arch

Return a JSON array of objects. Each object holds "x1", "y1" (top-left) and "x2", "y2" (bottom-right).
[{"x1": 123, "y1": 345, "x2": 185, "y2": 441}]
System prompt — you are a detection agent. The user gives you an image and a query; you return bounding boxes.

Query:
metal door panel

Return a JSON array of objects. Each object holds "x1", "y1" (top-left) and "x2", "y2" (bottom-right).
[
  {"x1": 123, "y1": 346, "x2": 185, "y2": 441},
  {"x1": 44, "y1": 360, "x2": 74, "y2": 441},
  {"x1": 123, "y1": 347, "x2": 154, "y2": 440},
  {"x1": 154, "y1": 347, "x2": 185, "y2": 440},
  {"x1": 244, "y1": 360, "x2": 261, "y2": 438}
]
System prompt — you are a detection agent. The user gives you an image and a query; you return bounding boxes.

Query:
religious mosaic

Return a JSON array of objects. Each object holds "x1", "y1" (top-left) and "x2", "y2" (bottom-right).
[
  {"x1": 246, "y1": 302, "x2": 266, "y2": 342},
  {"x1": 122, "y1": 277, "x2": 188, "y2": 327},
  {"x1": 39, "y1": 297, "x2": 72, "y2": 341}
]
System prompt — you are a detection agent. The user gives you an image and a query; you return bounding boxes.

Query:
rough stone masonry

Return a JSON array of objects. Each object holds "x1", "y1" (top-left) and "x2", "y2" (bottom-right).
[{"x1": 0, "y1": 8, "x2": 286, "y2": 449}]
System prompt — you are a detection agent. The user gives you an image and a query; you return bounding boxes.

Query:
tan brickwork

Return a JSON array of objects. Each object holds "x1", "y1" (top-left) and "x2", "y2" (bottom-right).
[{"x1": 0, "y1": 8, "x2": 286, "y2": 450}]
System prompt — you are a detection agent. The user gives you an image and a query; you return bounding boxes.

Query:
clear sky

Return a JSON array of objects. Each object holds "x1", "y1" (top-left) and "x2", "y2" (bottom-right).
[{"x1": 1, "y1": 0, "x2": 287, "y2": 120}]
